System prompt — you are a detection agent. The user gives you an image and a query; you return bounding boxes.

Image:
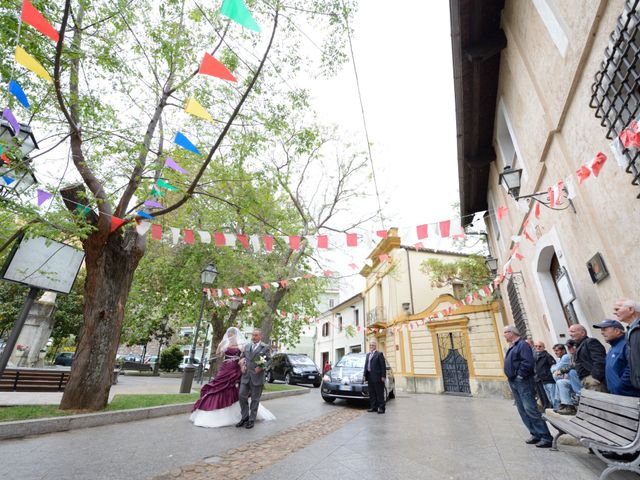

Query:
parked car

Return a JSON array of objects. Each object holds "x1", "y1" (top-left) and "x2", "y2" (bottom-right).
[
  {"x1": 54, "y1": 352, "x2": 74, "y2": 366},
  {"x1": 320, "y1": 352, "x2": 395, "y2": 403},
  {"x1": 266, "y1": 353, "x2": 321, "y2": 387},
  {"x1": 177, "y1": 356, "x2": 208, "y2": 372},
  {"x1": 144, "y1": 355, "x2": 159, "y2": 369}
]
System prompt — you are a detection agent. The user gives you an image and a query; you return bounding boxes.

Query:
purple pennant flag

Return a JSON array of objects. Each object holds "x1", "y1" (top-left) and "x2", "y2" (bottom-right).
[
  {"x1": 144, "y1": 200, "x2": 164, "y2": 209},
  {"x1": 164, "y1": 157, "x2": 188, "y2": 174},
  {"x1": 2, "y1": 108, "x2": 20, "y2": 136},
  {"x1": 37, "y1": 189, "x2": 53, "y2": 206}
]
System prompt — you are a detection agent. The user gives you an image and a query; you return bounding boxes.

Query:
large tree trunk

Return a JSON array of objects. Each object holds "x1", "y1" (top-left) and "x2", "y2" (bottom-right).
[
  {"x1": 260, "y1": 287, "x2": 287, "y2": 344},
  {"x1": 60, "y1": 230, "x2": 145, "y2": 411}
]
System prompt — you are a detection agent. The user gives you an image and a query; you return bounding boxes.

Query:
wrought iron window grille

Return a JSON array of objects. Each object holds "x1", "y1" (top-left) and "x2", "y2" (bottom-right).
[{"x1": 590, "y1": 0, "x2": 640, "y2": 197}]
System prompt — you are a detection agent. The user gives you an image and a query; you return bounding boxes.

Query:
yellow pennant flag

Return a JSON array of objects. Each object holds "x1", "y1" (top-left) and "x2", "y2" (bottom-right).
[
  {"x1": 184, "y1": 97, "x2": 213, "y2": 122},
  {"x1": 15, "y1": 46, "x2": 52, "y2": 83}
]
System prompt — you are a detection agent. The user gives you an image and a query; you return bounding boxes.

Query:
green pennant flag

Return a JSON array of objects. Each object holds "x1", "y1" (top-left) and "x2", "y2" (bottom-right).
[
  {"x1": 150, "y1": 188, "x2": 165, "y2": 197},
  {"x1": 156, "y1": 179, "x2": 178, "y2": 191},
  {"x1": 75, "y1": 205, "x2": 92, "y2": 217},
  {"x1": 220, "y1": 0, "x2": 261, "y2": 32}
]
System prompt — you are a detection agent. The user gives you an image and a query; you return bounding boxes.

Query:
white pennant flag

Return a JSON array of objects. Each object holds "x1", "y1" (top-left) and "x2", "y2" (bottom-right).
[
  {"x1": 136, "y1": 221, "x2": 152, "y2": 236},
  {"x1": 170, "y1": 227, "x2": 180, "y2": 245},
  {"x1": 610, "y1": 137, "x2": 628, "y2": 169},
  {"x1": 564, "y1": 176, "x2": 577, "y2": 200},
  {"x1": 248, "y1": 285, "x2": 261, "y2": 292},
  {"x1": 223, "y1": 233, "x2": 237, "y2": 247},
  {"x1": 250, "y1": 235, "x2": 261, "y2": 252},
  {"x1": 198, "y1": 231, "x2": 211, "y2": 244}
]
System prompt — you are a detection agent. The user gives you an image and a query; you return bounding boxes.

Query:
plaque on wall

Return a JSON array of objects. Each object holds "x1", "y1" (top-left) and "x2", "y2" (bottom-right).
[{"x1": 587, "y1": 252, "x2": 609, "y2": 284}]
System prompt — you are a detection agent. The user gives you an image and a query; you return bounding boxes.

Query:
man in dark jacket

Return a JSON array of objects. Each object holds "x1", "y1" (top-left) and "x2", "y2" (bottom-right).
[
  {"x1": 533, "y1": 341, "x2": 558, "y2": 411},
  {"x1": 614, "y1": 299, "x2": 640, "y2": 390},
  {"x1": 595, "y1": 319, "x2": 640, "y2": 397},
  {"x1": 503, "y1": 325, "x2": 553, "y2": 448},
  {"x1": 568, "y1": 324, "x2": 607, "y2": 392},
  {"x1": 364, "y1": 341, "x2": 387, "y2": 414}
]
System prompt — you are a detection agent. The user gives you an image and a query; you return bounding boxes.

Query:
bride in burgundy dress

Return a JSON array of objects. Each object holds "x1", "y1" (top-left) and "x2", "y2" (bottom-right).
[{"x1": 190, "y1": 327, "x2": 275, "y2": 428}]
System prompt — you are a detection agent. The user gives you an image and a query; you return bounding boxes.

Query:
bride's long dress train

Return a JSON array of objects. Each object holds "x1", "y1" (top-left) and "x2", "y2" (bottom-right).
[{"x1": 190, "y1": 347, "x2": 275, "y2": 428}]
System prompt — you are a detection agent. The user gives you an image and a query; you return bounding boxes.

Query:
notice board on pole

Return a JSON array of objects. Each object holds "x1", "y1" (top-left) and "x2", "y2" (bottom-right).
[{"x1": 0, "y1": 236, "x2": 84, "y2": 294}]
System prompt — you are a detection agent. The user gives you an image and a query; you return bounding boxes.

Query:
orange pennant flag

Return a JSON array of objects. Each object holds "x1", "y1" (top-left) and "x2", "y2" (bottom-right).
[
  {"x1": 199, "y1": 53, "x2": 237, "y2": 82},
  {"x1": 21, "y1": 0, "x2": 59, "y2": 43},
  {"x1": 110, "y1": 216, "x2": 125, "y2": 232}
]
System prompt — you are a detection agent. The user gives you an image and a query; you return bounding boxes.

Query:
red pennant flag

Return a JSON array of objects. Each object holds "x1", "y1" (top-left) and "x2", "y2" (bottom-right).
[
  {"x1": 416, "y1": 224, "x2": 428, "y2": 240},
  {"x1": 414, "y1": 242, "x2": 424, "y2": 249},
  {"x1": 483, "y1": 286, "x2": 492, "y2": 296},
  {"x1": 439, "y1": 220, "x2": 451, "y2": 238},
  {"x1": 590, "y1": 152, "x2": 607, "y2": 177},
  {"x1": 262, "y1": 283, "x2": 271, "y2": 289},
  {"x1": 515, "y1": 252, "x2": 524, "y2": 261},
  {"x1": 378, "y1": 254, "x2": 390, "y2": 263},
  {"x1": 263, "y1": 235, "x2": 273, "y2": 252},
  {"x1": 316, "y1": 235, "x2": 328, "y2": 249},
  {"x1": 214, "y1": 232, "x2": 226, "y2": 246},
  {"x1": 507, "y1": 265, "x2": 514, "y2": 274},
  {"x1": 547, "y1": 186, "x2": 555, "y2": 208},
  {"x1": 151, "y1": 224, "x2": 162, "y2": 240},
  {"x1": 534, "y1": 201, "x2": 541, "y2": 219},
  {"x1": 523, "y1": 227, "x2": 535, "y2": 243},
  {"x1": 181, "y1": 229, "x2": 194, "y2": 244},
  {"x1": 349, "y1": 263, "x2": 358, "y2": 270},
  {"x1": 576, "y1": 165, "x2": 591, "y2": 184},
  {"x1": 232, "y1": 288, "x2": 241, "y2": 295},
  {"x1": 376, "y1": 230, "x2": 388, "y2": 239},
  {"x1": 199, "y1": 53, "x2": 237, "y2": 82},
  {"x1": 1, "y1": 152, "x2": 10, "y2": 166},
  {"x1": 619, "y1": 129, "x2": 640, "y2": 149},
  {"x1": 303, "y1": 273, "x2": 313, "y2": 279},
  {"x1": 288, "y1": 236, "x2": 301, "y2": 250},
  {"x1": 323, "y1": 270, "x2": 333, "y2": 277},
  {"x1": 497, "y1": 206, "x2": 508, "y2": 220},
  {"x1": 236, "y1": 234, "x2": 249, "y2": 249},
  {"x1": 280, "y1": 280, "x2": 289, "y2": 288},
  {"x1": 473, "y1": 292, "x2": 479, "y2": 299},
  {"x1": 346, "y1": 233, "x2": 358, "y2": 247},
  {"x1": 110, "y1": 216, "x2": 125, "y2": 232},
  {"x1": 21, "y1": 0, "x2": 60, "y2": 43}
]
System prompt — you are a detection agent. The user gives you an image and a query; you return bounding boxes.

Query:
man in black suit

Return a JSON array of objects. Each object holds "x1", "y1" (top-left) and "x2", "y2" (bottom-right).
[{"x1": 364, "y1": 340, "x2": 387, "y2": 414}]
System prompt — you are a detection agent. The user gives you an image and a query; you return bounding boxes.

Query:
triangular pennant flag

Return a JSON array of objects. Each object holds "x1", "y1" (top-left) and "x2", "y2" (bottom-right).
[
  {"x1": 183, "y1": 229, "x2": 195, "y2": 245},
  {"x1": 1, "y1": 175, "x2": 15, "y2": 185},
  {"x1": 150, "y1": 188, "x2": 164, "y2": 197},
  {"x1": 379, "y1": 254, "x2": 390, "y2": 263},
  {"x1": 198, "y1": 231, "x2": 211, "y2": 244},
  {"x1": 170, "y1": 227, "x2": 180, "y2": 245},
  {"x1": 547, "y1": 186, "x2": 555, "y2": 208},
  {"x1": 151, "y1": 224, "x2": 163, "y2": 240},
  {"x1": 263, "y1": 235, "x2": 274, "y2": 252},
  {"x1": 416, "y1": 224, "x2": 428, "y2": 240},
  {"x1": 223, "y1": 233, "x2": 237, "y2": 247},
  {"x1": 590, "y1": 152, "x2": 607, "y2": 177},
  {"x1": 438, "y1": 220, "x2": 451, "y2": 238},
  {"x1": 349, "y1": 263, "x2": 358, "y2": 270},
  {"x1": 199, "y1": 53, "x2": 237, "y2": 82},
  {"x1": 565, "y1": 176, "x2": 577, "y2": 200},
  {"x1": 15, "y1": 46, "x2": 52, "y2": 83},
  {"x1": 346, "y1": 233, "x2": 358, "y2": 247},
  {"x1": 157, "y1": 179, "x2": 178, "y2": 191},
  {"x1": 36, "y1": 188, "x2": 52, "y2": 206},
  {"x1": 21, "y1": 0, "x2": 59, "y2": 42},
  {"x1": 144, "y1": 200, "x2": 164, "y2": 209},
  {"x1": 316, "y1": 235, "x2": 328, "y2": 249},
  {"x1": 75, "y1": 204, "x2": 91, "y2": 217},
  {"x1": 164, "y1": 157, "x2": 188, "y2": 174},
  {"x1": 184, "y1": 97, "x2": 214, "y2": 122},
  {"x1": 576, "y1": 165, "x2": 591, "y2": 184},
  {"x1": 174, "y1": 132, "x2": 201, "y2": 155},
  {"x1": 496, "y1": 206, "x2": 508, "y2": 220},
  {"x1": 8, "y1": 80, "x2": 30, "y2": 109},
  {"x1": 376, "y1": 230, "x2": 388, "y2": 239},
  {"x1": 1, "y1": 150, "x2": 10, "y2": 166},
  {"x1": 136, "y1": 221, "x2": 152, "y2": 236},
  {"x1": 110, "y1": 216, "x2": 125, "y2": 232},
  {"x1": 136, "y1": 210, "x2": 154, "y2": 220},
  {"x1": 220, "y1": 0, "x2": 261, "y2": 32},
  {"x1": 3, "y1": 108, "x2": 20, "y2": 135},
  {"x1": 323, "y1": 270, "x2": 333, "y2": 277},
  {"x1": 534, "y1": 201, "x2": 541, "y2": 219}
]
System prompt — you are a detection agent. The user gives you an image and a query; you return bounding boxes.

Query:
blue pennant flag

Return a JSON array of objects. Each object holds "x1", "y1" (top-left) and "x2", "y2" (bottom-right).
[
  {"x1": 2, "y1": 175, "x2": 15, "y2": 185},
  {"x1": 137, "y1": 210, "x2": 154, "y2": 220},
  {"x1": 8, "y1": 80, "x2": 30, "y2": 109},
  {"x1": 174, "y1": 132, "x2": 201, "y2": 155}
]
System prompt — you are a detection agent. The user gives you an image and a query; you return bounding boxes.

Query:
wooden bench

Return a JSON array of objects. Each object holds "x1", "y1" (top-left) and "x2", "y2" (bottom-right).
[
  {"x1": 543, "y1": 389, "x2": 640, "y2": 480},
  {"x1": 120, "y1": 361, "x2": 153, "y2": 372},
  {"x1": 0, "y1": 368, "x2": 70, "y2": 392}
]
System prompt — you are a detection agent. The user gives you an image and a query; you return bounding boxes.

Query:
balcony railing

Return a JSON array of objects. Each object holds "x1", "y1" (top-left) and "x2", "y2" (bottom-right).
[{"x1": 366, "y1": 306, "x2": 387, "y2": 326}]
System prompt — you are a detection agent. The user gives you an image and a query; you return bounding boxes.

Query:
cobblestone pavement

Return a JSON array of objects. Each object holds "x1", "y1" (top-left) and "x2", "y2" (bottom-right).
[{"x1": 152, "y1": 408, "x2": 363, "y2": 480}]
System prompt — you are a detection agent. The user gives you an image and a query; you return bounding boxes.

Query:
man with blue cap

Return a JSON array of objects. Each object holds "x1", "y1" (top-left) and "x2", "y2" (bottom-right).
[{"x1": 594, "y1": 319, "x2": 640, "y2": 397}]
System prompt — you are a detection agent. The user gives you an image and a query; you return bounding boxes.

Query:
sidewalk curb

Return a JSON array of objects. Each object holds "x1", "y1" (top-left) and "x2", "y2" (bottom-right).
[{"x1": 0, "y1": 388, "x2": 309, "y2": 441}]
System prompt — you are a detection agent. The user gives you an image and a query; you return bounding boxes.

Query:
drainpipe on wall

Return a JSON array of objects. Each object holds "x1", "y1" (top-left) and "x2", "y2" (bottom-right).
[{"x1": 405, "y1": 248, "x2": 416, "y2": 314}]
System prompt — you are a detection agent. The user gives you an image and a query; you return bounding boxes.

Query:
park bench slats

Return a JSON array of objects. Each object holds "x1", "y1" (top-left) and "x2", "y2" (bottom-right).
[
  {"x1": 543, "y1": 390, "x2": 640, "y2": 480},
  {"x1": 121, "y1": 361, "x2": 153, "y2": 372},
  {"x1": 0, "y1": 369, "x2": 70, "y2": 392}
]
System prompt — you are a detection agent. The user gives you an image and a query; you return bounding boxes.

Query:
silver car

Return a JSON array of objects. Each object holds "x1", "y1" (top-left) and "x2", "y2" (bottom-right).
[{"x1": 320, "y1": 353, "x2": 395, "y2": 403}]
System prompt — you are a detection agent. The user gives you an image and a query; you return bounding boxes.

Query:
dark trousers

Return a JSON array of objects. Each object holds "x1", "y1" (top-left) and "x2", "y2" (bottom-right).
[
  {"x1": 368, "y1": 378, "x2": 385, "y2": 411},
  {"x1": 508, "y1": 377, "x2": 552, "y2": 442},
  {"x1": 239, "y1": 380, "x2": 263, "y2": 422}
]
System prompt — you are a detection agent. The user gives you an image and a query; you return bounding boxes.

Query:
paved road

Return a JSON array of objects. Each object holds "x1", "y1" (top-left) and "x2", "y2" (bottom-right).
[{"x1": 2, "y1": 390, "x2": 636, "y2": 480}]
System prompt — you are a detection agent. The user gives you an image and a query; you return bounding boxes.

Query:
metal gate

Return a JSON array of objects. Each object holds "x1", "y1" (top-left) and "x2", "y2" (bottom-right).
[{"x1": 437, "y1": 332, "x2": 471, "y2": 395}]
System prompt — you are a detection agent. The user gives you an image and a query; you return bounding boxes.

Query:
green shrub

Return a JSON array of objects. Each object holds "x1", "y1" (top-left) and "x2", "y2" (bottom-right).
[{"x1": 159, "y1": 345, "x2": 183, "y2": 372}]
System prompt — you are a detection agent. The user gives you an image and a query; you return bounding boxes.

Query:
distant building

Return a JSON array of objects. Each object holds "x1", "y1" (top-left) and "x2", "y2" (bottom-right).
[
  {"x1": 315, "y1": 293, "x2": 365, "y2": 370},
  {"x1": 361, "y1": 229, "x2": 506, "y2": 397}
]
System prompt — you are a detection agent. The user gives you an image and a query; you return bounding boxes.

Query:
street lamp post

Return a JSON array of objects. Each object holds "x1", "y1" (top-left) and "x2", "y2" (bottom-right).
[{"x1": 179, "y1": 262, "x2": 217, "y2": 394}]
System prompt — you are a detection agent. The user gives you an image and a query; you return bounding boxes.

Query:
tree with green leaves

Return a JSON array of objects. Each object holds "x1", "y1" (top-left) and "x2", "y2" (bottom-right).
[
  {"x1": 1, "y1": 0, "x2": 358, "y2": 410},
  {"x1": 420, "y1": 254, "x2": 493, "y2": 296}
]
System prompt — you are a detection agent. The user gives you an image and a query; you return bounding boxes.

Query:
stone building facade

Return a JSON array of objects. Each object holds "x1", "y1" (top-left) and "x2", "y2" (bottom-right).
[{"x1": 451, "y1": 0, "x2": 640, "y2": 347}]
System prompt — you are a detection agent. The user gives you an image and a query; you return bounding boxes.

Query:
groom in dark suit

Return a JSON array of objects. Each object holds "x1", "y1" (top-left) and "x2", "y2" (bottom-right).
[
  {"x1": 364, "y1": 340, "x2": 387, "y2": 414},
  {"x1": 236, "y1": 328, "x2": 271, "y2": 429}
]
